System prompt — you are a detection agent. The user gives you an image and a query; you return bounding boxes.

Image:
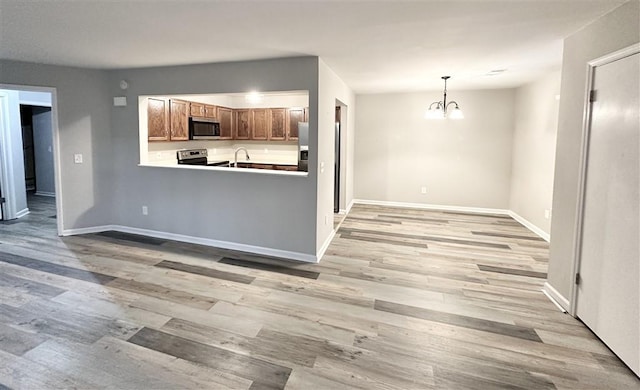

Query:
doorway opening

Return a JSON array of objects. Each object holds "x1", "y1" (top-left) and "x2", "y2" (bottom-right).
[
  {"x1": 20, "y1": 104, "x2": 57, "y2": 220},
  {"x1": 333, "y1": 101, "x2": 348, "y2": 230},
  {"x1": 0, "y1": 86, "x2": 60, "y2": 233}
]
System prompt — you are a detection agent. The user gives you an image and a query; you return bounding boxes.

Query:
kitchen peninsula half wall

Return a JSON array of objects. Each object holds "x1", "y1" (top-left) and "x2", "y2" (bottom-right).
[{"x1": 138, "y1": 90, "x2": 309, "y2": 173}]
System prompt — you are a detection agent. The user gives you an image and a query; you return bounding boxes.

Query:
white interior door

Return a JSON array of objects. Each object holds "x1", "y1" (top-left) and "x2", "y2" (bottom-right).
[{"x1": 576, "y1": 51, "x2": 639, "y2": 376}]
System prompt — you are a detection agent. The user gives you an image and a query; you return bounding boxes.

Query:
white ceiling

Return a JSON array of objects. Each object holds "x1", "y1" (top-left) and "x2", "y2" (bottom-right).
[{"x1": 0, "y1": 0, "x2": 626, "y2": 93}]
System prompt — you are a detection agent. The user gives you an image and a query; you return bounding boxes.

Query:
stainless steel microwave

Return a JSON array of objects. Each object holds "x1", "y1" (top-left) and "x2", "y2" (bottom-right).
[{"x1": 189, "y1": 117, "x2": 220, "y2": 140}]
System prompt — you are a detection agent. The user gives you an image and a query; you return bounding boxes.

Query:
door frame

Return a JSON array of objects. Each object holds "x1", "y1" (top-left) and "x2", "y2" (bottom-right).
[
  {"x1": 0, "y1": 83, "x2": 62, "y2": 235},
  {"x1": 334, "y1": 99, "x2": 348, "y2": 214},
  {"x1": 569, "y1": 43, "x2": 640, "y2": 316},
  {"x1": 0, "y1": 92, "x2": 12, "y2": 220}
]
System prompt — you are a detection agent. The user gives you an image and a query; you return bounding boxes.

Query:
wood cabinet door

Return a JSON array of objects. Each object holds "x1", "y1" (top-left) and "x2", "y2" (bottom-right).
[
  {"x1": 205, "y1": 104, "x2": 217, "y2": 119},
  {"x1": 252, "y1": 109, "x2": 269, "y2": 140},
  {"x1": 287, "y1": 108, "x2": 305, "y2": 141},
  {"x1": 235, "y1": 109, "x2": 251, "y2": 139},
  {"x1": 169, "y1": 99, "x2": 189, "y2": 141},
  {"x1": 218, "y1": 107, "x2": 234, "y2": 140},
  {"x1": 269, "y1": 108, "x2": 287, "y2": 141},
  {"x1": 147, "y1": 98, "x2": 169, "y2": 141},
  {"x1": 190, "y1": 102, "x2": 205, "y2": 117}
]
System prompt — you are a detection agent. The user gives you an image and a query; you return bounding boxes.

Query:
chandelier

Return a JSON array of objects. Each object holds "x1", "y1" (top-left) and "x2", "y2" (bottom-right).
[{"x1": 425, "y1": 76, "x2": 464, "y2": 120}]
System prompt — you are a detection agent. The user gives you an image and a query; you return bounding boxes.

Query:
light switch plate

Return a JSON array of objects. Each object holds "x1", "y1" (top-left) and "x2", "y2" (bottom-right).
[{"x1": 74, "y1": 154, "x2": 83, "y2": 164}]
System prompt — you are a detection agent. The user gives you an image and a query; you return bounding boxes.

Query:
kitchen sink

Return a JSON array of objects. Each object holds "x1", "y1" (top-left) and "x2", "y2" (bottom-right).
[{"x1": 206, "y1": 160, "x2": 230, "y2": 167}]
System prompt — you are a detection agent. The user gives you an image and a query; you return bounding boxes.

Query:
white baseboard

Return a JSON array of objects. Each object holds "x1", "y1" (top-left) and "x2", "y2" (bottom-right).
[
  {"x1": 61, "y1": 224, "x2": 318, "y2": 263},
  {"x1": 316, "y1": 229, "x2": 336, "y2": 262},
  {"x1": 345, "y1": 199, "x2": 355, "y2": 214},
  {"x1": 508, "y1": 211, "x2": 550, "y2": 242},
  {"x1": 61, "y1": 225, "x2": 115, "y2": 236},
  {"x1": 542, "y1": 282, "x2": 570, "y2": 312},
  {"x1": 337, "y1": 199, "x2": 356, "y2": 215},
  {"x1": 16, "y1": 208, "x2": 30, "y2": 218},
  {"x1": 35, "y1": 191, "x2": 55, "y2": 197},
  {"x1": 352, "y1": 199, "x2": 510, "y2": 216}
]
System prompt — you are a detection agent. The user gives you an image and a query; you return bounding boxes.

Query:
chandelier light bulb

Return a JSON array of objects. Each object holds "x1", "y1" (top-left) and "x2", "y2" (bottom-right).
[{"x1": 449, "y1": 106, "x2": 464, "y2": 120}]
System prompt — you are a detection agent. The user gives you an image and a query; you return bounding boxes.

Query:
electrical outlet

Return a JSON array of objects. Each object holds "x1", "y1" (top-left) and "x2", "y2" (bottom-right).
[
  {"x1": 142, "y1": 206, "x2": 148, "y2": 215},
  {"x1": 74, "y1": 154, "x2": 83, "y2": 164},
  {"x1": 545, "y1": 209, "x2": 552, "y2": 219},
  {"x1": 421, "y1": 186, "x2": 427, "y2": 194}
]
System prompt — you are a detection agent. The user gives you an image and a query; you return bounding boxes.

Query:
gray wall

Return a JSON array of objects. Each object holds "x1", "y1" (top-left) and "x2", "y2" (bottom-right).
[
  {"x1": 32, "y1": 107, "x2": 56, "y2": 196},
  {"x1": 510, "y1": 71, "x2": 561, "y2": 235},
  {"x1": 108, "y1": 57, "x2": 320, "y2": 256},
  {"x1": 0, "y1": 61, "x2": 114, "y2": 229},
  {"x1": 354, "y1": 89, "x2": 515, "y2": 209},
  {"x1": 548, "y1": 1, "x2": 640, "y2": 303}
]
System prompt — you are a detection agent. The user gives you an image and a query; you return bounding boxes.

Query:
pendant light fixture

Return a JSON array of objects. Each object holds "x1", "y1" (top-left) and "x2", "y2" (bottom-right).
[{"x1": 425, "y1": 76, "x2": 464, "y2": 120}]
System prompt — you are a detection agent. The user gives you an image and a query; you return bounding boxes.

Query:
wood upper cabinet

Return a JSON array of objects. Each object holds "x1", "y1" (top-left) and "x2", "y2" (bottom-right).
[
  {"x1": 169, "y1": 99, "x2": 189, "y2": 141},
  {"x1": 235, "y1": 109, "x2": 251, "y2": 140},
  {"x1": 190, "y1": 102, "x2": 216, "y2": 119},
  {"x1": 149, "y1": 98, "x2": 309, "y2": 143},
  {"x1": 252, "y1": 109, "x2": 269, "y2": 140},
  {"x1": 190, "y1": 102, "x2": 205, "y2": 117},
  {"x1": 148, "y1": 98, "x2": 170, "y2": 141},
  {"x1": 204, "y1": 104, "x2": 217, "y2": 119},
  {"x1": 217, "y1": 106, "x2": 234, "y2": 140},
  {"x1": 269, "y1": 108, "x2": 287, "y2": 141},
  {"x1": 287, "y1": 107, "x2": 307, "y2": 141}
]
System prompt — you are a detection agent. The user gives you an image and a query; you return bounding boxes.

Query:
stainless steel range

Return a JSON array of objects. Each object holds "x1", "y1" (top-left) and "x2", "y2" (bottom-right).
[{"x1": 176, "y1": 149, "x2": 229, "y2": 166}]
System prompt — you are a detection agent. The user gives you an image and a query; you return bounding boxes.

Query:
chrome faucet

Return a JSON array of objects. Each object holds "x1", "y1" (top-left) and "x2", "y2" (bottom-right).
[{"x1": 233, "y1": 147, "x2": 250, "y2": 167}]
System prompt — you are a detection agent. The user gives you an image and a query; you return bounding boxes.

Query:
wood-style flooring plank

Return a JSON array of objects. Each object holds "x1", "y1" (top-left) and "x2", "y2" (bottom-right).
[
  {"x1": 374, "y1": 299, "x2": 542, "y2": 342},
  {"x1": 0, "y1": 251, "x2": 115, "y2": 285},
  {"x1": 478, "y1": 264, "x2": 548, "y2": 278},
  {"x1": 0, "y1": 348, "x2": 98, "y2": 390},
  {"x1": 156, "y1": 259, "x2": 256, "y2": 284},
  {"x1": 23, "y1": 336, "x2": 252, "y2": 390},
  {"x1": 128, "y1": 327, "x2": 291, "y2": 390},
  {"x1": 105, "y1": 277, "x2": 218, "y2": 310},
  {"x1": 219, "y1": 257, "x2": 320, "y2": 279},
  {"x1": 0, "y1": 323, "x2": 48, "y2": 356},
  {"x1": 0, "y1": 298, "x2": 140, "y2": 345}
]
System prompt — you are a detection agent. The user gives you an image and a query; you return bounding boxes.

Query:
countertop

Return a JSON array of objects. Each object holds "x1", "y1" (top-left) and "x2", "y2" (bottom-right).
[{"x1": 139, "y1": 160, "x2": 307, "y2": 176}]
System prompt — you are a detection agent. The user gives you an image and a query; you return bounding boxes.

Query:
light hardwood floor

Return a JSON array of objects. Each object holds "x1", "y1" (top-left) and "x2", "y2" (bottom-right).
[{"x1": 0, "y1": 196, "x2": 638, "y2": 389}]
